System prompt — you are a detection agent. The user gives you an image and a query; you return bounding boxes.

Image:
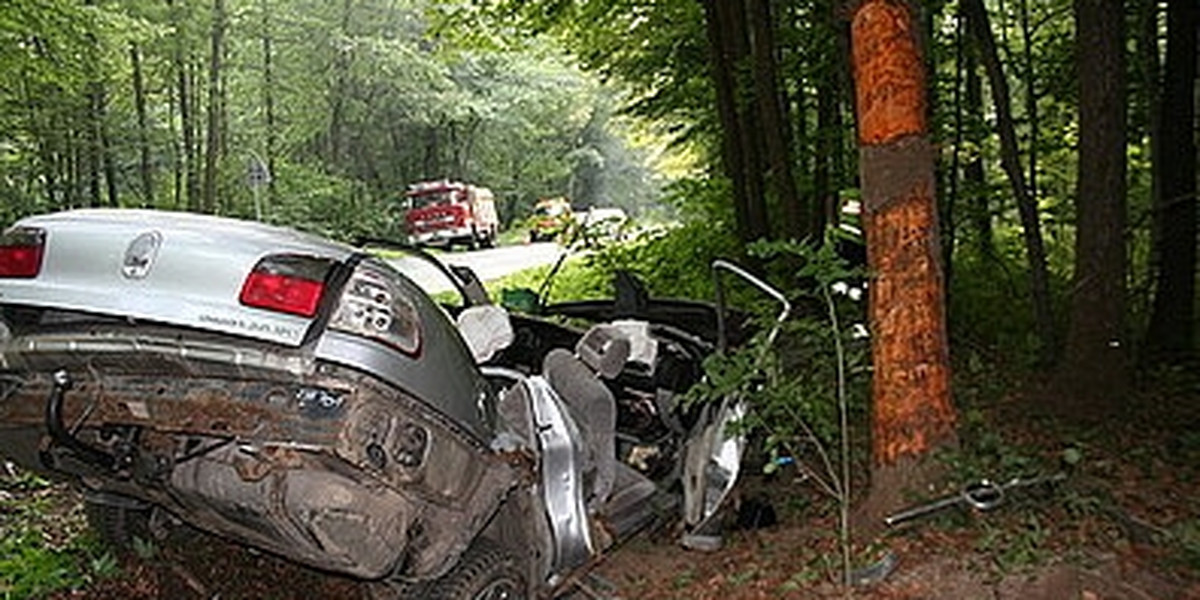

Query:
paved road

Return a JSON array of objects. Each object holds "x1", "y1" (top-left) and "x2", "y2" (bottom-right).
[{"x1": 386, "y1": 242, "x2": 563, "y2": 294}]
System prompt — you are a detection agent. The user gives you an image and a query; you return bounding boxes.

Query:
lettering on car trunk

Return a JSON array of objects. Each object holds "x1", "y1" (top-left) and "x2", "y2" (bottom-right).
[{"x1": 198, "y1": 313, "x2": 301, "y2": 339}]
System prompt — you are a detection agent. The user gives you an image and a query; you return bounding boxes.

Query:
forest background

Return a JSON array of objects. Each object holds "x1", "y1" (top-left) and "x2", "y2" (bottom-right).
[{"x1": 1, "y1": 0, "x2": 1198, "y2": 596}]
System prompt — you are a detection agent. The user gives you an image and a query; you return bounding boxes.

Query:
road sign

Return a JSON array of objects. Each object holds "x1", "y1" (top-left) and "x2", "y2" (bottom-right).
[{"x1": 247, "y1": 157, "x2": 271, "y2": 188}]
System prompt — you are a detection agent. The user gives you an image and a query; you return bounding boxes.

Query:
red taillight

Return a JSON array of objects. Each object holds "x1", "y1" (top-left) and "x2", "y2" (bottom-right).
[
  {"x1": 0, "y1": 227, "x2": 46, "y2": 278},
  {"x1": 239, "y1": 255, "x2": 331, "y2": 318}
]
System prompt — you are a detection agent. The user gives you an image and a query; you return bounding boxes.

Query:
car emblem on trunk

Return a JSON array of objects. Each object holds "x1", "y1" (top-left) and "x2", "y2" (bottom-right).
[{"x1": 122, "y1": 231, "x2": 162, "y2": 279}]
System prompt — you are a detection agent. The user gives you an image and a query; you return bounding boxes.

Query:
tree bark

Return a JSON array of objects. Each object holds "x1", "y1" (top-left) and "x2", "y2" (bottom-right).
[
  {"x1": 962, "y1": 0, "x2": 1055, "y2": 365},
  {"x1": 170, "y1": 0, "x2": 200, "y2": 212},
  {"x1": 422, "y1": 124, "x2": 441, "y2": 178},
  {"x1": 701, "y1": 0, "x2": 751, "y2": 243},
  {"x1": 1058, "y1": 0, "x2": 1129, "y2": 408},
  {"x1": 746, "y1": 0, "x2": 804, "y2": 241},
  {"x1": 261, "y1": 0, "x2": 277, "y2": 201},
  {"x1": 814, "y1": 0, "x2": 843, "y2": 235},
  {"x1": 1136, "y1": 0, "x2": 1160, "y2": 213},
  {"x1": 83, "y1": 0, "x2": 104, "y2": 208},
  {"x1": 99, "y1": 88, "x2": 118, "y2": 207},
  {"x1": 131, "y1": 43, "x2": 153, "y2": 207},
  {"x1": 963, "y1": 35, "x2": 988, "y2": 254},
  {"x1": 724, "y1": 0, "x2": 769, "y2": 242},
  {"x1": 1145, "y1": 0, "x2": 1197, "y2": 360},
  {"x1": 202, "y1": 0, "x2": 226, "y2": 214},
  {"x1": 849, "y1": 0, "x2": 958, "y2": 530},
  {"x1": 1018, "y1": 0, "x2": 1037, "y2": 204},
  {"x1": 944, "y1": 5, "x2": 964, "y2": 278},
  {"x1": 701, "y1": 0, "x2": 769, "y2": 245}
]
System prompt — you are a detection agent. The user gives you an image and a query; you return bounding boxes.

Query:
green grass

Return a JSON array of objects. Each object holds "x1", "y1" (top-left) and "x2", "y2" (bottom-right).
[
  {"x1": 0, "y1": 471, "x2": 120, "y2": 599},
  {"x1": 487, "y1": 254, "x2": 615, "y2": 309}
]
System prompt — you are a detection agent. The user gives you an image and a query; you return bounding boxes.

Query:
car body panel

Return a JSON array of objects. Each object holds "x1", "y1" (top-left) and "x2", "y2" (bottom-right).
[
  {"x1": 0, "y1": 330, "x2": 517, "y2": 580},
  {"x1": 2, "y1": 209, "x2": 354, "y2": 347}
]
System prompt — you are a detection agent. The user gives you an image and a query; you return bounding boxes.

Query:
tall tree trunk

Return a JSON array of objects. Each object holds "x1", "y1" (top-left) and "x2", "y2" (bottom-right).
[
  {"x1": 849, "y1": 0, "x2": 957, "y2": 530},
  {"x1": 962, "y1": 0, "x2": 1055, "y2": 365},
  {"x1": 261, "y1": 0, "x2": 277, "y2": 201},
  {"x1": 69, "y1": 128, "x2": 84, "y2": 208},
  {"x1": 202, "y1": 0, "x2": 226, "y2": 214},
  {"x1": 171, "y1": 0, "x2": 200, "y2": 212},
  {"x1": 169, "y1": 79, "x2": 182, "y2": 209},
  {"x1": 944, "y1": 5, "x2": 964, "y2": 278},
  {"x1": 21, "y1": 69, "x2": 61, "y2": 209},
  {"x1": 1145, "y1": 0, "x2": 1197, "y2": 360},
  {"x1": 65, "y1": 128, "x2": 79, "y2": 209},
  {"x1": 701, "y1": 0, "x2": 755, "y2": 244},
  {"x1": 1059, "y1": 0, "x2": 1129, "y2": 407},
  {"x1": 963, "y1": 37, "x2": 988, "y2": 253},
  {"x1": 85, "y1": 95, "x2": 103, "y2": 206},
  {"x1": 99, "y1": 88, "x2": 118, "y2": 207},
  {"x1": 722, "y1": 0, "x2": 769, "y2": 242},
  {"x1": 187, "y1": 61, "x2": 202, "y2": 210},
  {"x1": 814, "y1": 0, "x2": 843, "y2": 235},
  {"x1": 422, "y1": 125, "x2": 440, "y2": 178},
  {"x1": 131, "y1": 43, "x2": 153, "y2": 207},
  {"x1": 815, "y1": 89, "x2": 835, "y2": 232},
  {"x1": 1136, "y1": 0, "x2": 1160, "y2": 217},
  {"x1": 1018, "y1": 0, "x2": 1037, "y2": 204},
  {"x1": 746, "y1": 0, "x2": 804, "y2": 241},
  {"x1": 83, "y1": 0, "x2": 104, "y2": 209},
  {"x1": 785, "y1": 0, "x2": 810, "y2": 226}
]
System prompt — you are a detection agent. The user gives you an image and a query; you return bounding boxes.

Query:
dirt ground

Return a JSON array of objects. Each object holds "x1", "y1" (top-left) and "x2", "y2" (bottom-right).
[{"x1": 16, "y1": 377, "x2": 1200, "y2": 599}]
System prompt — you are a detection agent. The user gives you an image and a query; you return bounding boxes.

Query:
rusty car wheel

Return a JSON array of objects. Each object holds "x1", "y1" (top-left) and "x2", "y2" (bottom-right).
[{"x1": 431, "y1": 539, "x2": 526, "y2": 600}]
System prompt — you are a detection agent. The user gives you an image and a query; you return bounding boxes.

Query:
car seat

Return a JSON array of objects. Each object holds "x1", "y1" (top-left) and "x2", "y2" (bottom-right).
[{"x1": 542, "y1": 325, "x2": 629, "y2": 509}]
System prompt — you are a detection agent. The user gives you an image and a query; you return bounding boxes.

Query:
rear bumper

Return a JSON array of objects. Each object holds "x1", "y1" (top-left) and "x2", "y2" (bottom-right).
[{"x1": 0, "y1": 329, "x2": 518, "y2": 580}]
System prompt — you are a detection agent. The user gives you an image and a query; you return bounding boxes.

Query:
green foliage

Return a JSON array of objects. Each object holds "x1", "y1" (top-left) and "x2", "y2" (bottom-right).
[
  {"x1": 685, "y1": 233, "x2": 869, "y2": 495},
  {"x1": 0, "y1": 528, "x2": 118, "y2": 600},
  {"x1": 477, "y1": 0, "x2": 713, "y2": 143},
  {"x1": 490, "y1": 254, "x2": 613, "y2": 306},
  {"x1": 575, "y1": 178, "x2": 741, "y2": 301},
  {"x1": 947, "y1": 244, "x2": 1069, "y2": 370},
  {"x1": 0, "y1": 528, "x2": 84, "y2": 599},
  {"x1": 262, "y1": 161, "x2": 390, "y2": 243},
  {"x1": 0, "y1": 484, "x2": 116, "y2": 600},
  {"x1": 941, "y1": 405, "x2": 1043, "y2": 485},
  {"x1": 974, "y1": 512, "x2": 1051, "y2": 574}
]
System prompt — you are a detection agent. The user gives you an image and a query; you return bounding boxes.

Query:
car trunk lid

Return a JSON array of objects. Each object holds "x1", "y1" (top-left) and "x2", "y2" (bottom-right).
[{"x1": 0, "y1": 209, "x2": 355, "y2": 347}]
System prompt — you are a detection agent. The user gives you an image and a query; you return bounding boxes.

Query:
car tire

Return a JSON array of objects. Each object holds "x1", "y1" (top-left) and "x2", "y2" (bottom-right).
[
  {"x1": 429, "y1": 539, "x2": 526, "y2": 600},
  {"x1": 85, "y1": 499, "x2": 153, "y2": 554}
]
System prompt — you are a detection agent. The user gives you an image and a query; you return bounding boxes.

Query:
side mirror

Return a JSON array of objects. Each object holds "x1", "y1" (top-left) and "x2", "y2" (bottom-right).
[{"x1": 456, "y1": 304, "x2": 514, "y2": 363}]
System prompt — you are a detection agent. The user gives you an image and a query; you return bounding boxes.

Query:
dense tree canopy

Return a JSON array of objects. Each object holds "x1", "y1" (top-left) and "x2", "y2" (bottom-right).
[{"x1": 0, "y1": 0, "x2": 667, "y2": 238}]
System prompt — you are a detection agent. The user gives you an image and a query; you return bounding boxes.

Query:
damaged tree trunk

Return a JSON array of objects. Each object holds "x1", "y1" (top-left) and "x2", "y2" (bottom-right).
[{"x1": 848, "y1": 0, "x2": 958, "y2": 530}]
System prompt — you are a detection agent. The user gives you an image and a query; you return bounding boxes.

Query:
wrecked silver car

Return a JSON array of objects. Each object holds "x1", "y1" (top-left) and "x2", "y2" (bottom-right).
[{"x1": 0, "y1": 209, "x2": 784, "y2": 598}]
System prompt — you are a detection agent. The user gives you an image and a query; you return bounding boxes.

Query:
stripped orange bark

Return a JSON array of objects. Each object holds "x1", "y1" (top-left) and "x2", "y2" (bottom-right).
[{"x1": 849, "y1": 0, "x2": 957, "y2": 527}]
